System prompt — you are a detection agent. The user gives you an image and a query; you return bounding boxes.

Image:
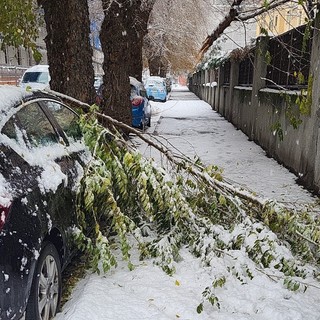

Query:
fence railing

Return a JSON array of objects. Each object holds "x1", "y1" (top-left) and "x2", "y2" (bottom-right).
[
  {"x1": 190, "y1": 23, "x2": 312, "y2": 91},
  {"x1": 238, "y1": 52, "x2": 254, "y2": 86},
  {"x1": 266, "y1": 24, "x2": 312, "y2": 89},
  {"x1": 223, "y1": 60, "x2": 231, "y2": 85}
]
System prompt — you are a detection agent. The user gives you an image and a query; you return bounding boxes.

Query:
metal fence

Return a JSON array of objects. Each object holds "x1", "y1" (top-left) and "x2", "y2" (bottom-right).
[
  {"x1": 266, "y1": 24, "x2": 312, "y2": 89},
  {"x1": 238, "y1": 51, "x2": 255, "y2": 86},
  {"x1": 223, "y1": 60, "x2": 231, "y2": 85}
]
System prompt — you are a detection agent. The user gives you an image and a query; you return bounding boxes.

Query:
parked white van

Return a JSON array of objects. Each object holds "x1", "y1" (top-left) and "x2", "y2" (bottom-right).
[{"x1": 20, "y1": 65, "x2": 50, "y2": 90}]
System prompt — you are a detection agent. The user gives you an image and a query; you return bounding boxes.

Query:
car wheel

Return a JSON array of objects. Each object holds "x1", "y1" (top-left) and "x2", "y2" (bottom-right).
[{"x1": 25, "y1": 242, "x2": 62, "y2": 320}]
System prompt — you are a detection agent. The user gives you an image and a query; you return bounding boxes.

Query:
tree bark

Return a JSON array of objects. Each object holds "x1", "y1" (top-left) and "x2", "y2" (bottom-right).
[
  {"x1": 127, "y1": 4, "x2": 152, "y2": 82},
  {"x1": 148, "y1": 56, "x2": 167, "y2": 77},
  {"x1": 100, "y1": 0, "x2": 154, "y2": 125},
  {"x1": 38, "y1": 0, "x2": 95, "y2": 104},
  {"x1": 100, "y1": 0, "x2": 137, "y2": 126}
]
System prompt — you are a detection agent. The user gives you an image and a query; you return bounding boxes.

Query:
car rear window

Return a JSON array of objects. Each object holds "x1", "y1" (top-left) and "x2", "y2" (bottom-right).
[
  {"x1": 146, "y1": 80, "x2": 165, "y2": 87},
  {"x1": 22, "y1": 72, "x2": 49, "y2": 84}
]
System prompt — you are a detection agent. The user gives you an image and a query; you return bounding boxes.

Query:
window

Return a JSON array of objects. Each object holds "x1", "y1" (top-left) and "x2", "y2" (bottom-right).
[
  {"x1": 286, "y1": 10, "x2": 294, "y2": 25},
  {"x1": 2, "y1": 103, "x2": 58, "y2": 148},
  {"x1": 43, "y1": 101, "x2": 81, "y2": 140},
  {"x1": 21, "y1": 72, "x2": 49, "y2": 84},
  {"x1": 131, "y1": 85, "x2": 138, "y2": 98},
  {"x1": 268, "y1": 19, "x2": 274, "y2": 31},
  {"x1": 298, "y1": 11, "x2": 303, "y2": 25},
  {"x1": 4, "y1": 48, "x2": 8, "y2": 64}
]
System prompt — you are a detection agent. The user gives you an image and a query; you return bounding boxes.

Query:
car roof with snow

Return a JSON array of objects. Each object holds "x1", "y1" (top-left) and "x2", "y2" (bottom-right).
[
  {"x1": 129, "y1": 76, "x2": 145, "y2": 91},
  {"x1": 23, "y1": 64, "x2": 49, "y2": 73},
  {"x1": 0, "y1": 86, "x2": 32, "y2": 116}
]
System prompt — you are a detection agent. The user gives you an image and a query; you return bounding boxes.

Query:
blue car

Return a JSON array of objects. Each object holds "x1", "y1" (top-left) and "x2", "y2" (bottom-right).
[
  {"x1": 144, "y1": 77, "x2": 167, "y2": 102},
  {"x1": 96, "y1": 77, "x2": 151, "y2": 130},
  {"x1": 130, "y1": 77, "x2": 151, "y2": 129}
]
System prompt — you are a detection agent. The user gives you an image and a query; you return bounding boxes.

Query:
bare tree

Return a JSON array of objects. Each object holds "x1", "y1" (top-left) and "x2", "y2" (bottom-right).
[{"x1": 145, "y1": 0, "x2": 209, "y2": 76}]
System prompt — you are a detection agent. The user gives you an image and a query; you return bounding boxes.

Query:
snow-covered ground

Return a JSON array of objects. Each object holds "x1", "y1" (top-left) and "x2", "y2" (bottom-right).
[{"x1": 55, "y1": 86, "x2": 320, "y2": 320}]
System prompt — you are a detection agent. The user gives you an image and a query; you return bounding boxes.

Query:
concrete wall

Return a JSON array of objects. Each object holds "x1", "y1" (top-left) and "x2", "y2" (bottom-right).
[{"x1": 189, "y1": 13, "x2": 320, "y2": 194}]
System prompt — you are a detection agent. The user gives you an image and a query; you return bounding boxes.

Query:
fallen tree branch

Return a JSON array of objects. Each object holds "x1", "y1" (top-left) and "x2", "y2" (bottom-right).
[
  {"x1": 296, "y1": 230, "x2": 320, "y2": 247},
  {"x1": 41, "y1": 86, "x2": 277, "y2": 212},
  {"x1": 45, "y1": 89, "x2": 320, "y2": 265},
  {"x1": 95, "y1": 111, "x2": 265, "y2": 212}
]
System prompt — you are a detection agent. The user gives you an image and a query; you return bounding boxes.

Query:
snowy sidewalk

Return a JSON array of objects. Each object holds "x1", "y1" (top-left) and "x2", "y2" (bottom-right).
[
  {"x1": 141, "y1": 86, "x2": 317, "y2": 208},
  {"x1": 55, "y1": 86, "x2": 320, "y2": 320}
]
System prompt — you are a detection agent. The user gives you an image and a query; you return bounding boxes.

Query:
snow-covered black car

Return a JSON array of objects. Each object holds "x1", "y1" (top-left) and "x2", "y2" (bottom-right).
[{"x1": 0, "y1": 86, "x2": 88, "y2": 320}]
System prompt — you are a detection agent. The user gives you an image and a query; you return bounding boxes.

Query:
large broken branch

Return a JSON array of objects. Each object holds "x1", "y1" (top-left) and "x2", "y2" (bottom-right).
[
  {"x1": 199, "y1": 0, "x2": 243, "y2": 57},
  {"x1": 45, "y1": 88, "x2": 265, "y2": 209},
  {"x1": 47, "y1": 89, "x2": 320, "y2": 268},
  {"x1": 199, "y1": 0, "x2": 294, "y2": 58}
]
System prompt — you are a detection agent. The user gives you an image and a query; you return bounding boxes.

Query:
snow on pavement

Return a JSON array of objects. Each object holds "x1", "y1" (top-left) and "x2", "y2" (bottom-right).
[{"x1": 55, "y1": 86, "x2": 320, "y2": 320}]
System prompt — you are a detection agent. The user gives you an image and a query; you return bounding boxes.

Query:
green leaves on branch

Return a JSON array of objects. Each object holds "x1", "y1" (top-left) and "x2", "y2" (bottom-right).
[
  {"x1": 74, "y1": 111, "x2": 319, "y2": 312},
  {"x1": 0, "y1": 0, "x2": 41, "y2": 61}
]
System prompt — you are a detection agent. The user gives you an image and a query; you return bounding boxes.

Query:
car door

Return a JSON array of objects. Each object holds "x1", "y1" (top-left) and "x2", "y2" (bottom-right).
[
  {"x1": 1, "y1": 98, "x2": 85, "y2": 266},
  {"x1": 38, "y1": 99, "x2": 88, "y2": 263},
  {"x1": 0, "y1": 100, "x2": 70, "y2": 319}
]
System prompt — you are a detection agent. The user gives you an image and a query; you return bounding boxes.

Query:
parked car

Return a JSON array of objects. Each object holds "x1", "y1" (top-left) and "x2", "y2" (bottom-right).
[
  {"x1": 129, "y1": 76, "x2": 151, "y2": 129},
  {"x1": 19, "y1": 65, "x2": 50, "y2": 90},
  {"x1": 144, "y1": 76, "x2": 167, "y2": 102},
  {"x1": 96, "y1": 77, "x2": 151, "y2": 129},
  {"x1": 0, "y1": 86, "x2": 87, "y2": 320}
]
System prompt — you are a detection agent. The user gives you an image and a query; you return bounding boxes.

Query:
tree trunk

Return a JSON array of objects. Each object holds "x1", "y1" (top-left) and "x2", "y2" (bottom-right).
[
  {"x1": 127, "y1": 6, "x2": 152, "y2": 82},
  {"x1": 148, "y1": 56, "x2": 167, "y2": 77},
  {"x1": 38, "y1": 0, "x2": 95, "y2": 104},
  {"x1": 100, "y1": 0, "x2": 138, "y2": 126},
  {"x1": 128, "y1": 32, "x2": 145, "y2": 82}
]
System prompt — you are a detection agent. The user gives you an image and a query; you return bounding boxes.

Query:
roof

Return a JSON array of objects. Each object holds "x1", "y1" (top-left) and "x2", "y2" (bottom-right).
[
  {"x1": 24, "y1": 64, "x2": 49, "y2": 73},
  {"x1": 129, "y1": 76, "x2": 143, "y2": 87}
]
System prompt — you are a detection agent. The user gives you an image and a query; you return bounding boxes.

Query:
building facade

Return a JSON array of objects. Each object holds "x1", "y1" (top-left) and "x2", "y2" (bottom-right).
[{"x1": 256, "y1": 2, "x2": 307, "y2": 36}]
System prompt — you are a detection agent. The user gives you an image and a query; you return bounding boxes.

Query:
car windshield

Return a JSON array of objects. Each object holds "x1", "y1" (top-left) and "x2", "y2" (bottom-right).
[{"x1": 22, "y1": 72, "x2": 49, "y2": 84}]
